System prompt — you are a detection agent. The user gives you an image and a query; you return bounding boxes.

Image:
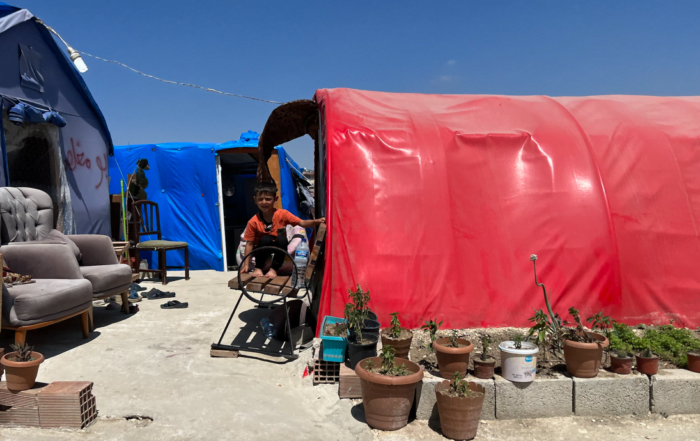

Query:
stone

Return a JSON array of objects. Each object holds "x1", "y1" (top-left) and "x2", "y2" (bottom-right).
[
  {"x1": 415, "y1": 371, "x2": 495, "y2": 422},
  {"x1": 573, "y1": 370, "x2": 649, "y2": 416},
  {"x1": 495, "y1": 373, "x2": 572, "y2": 419},
  {"x1": 651, "y1": 369, "x2": 700, "y2": 415}
]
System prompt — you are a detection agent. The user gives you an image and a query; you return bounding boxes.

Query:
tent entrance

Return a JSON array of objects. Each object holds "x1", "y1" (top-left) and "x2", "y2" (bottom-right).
[{"x1": 217, "y1": 149, "x2": 283, "y2": 271}]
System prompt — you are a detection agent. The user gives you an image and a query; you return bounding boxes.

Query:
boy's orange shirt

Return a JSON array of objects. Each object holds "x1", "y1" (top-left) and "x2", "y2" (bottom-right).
[{"x1": 243, "y1": 209, "x2": 302, "y2": 244}]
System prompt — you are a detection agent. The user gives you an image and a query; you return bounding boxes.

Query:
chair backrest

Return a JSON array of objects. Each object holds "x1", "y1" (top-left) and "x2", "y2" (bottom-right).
[
  {"x1": 131, "y1": 200, "x2": 162, "y2": 242},
  {"x1": 304, "y1": 223, "x2": 326, "y2": 284},
  {"x1": 0, "y1": 187, "x2": 54, "y2": 244}
]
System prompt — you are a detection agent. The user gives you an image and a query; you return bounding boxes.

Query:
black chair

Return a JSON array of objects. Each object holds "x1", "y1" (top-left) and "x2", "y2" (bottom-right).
[{"x1": 130, "y1": 200, "x2": 189, "y2": 285}]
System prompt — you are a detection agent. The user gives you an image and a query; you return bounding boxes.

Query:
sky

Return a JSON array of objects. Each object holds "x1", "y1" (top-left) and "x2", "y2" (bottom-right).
[{"x1": 12, "y1": 1, "x2": 700, "y2": 168}]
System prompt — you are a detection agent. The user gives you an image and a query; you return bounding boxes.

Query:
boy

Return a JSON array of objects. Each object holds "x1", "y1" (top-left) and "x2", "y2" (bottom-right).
[{"x1": 240, "y1": 182, "x2": 325, "y2": 279}]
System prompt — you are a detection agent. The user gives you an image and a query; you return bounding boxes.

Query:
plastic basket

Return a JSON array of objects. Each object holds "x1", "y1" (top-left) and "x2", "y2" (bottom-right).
[{"x1": 320, "y1": 316, "x2": 347, "y2": 363}]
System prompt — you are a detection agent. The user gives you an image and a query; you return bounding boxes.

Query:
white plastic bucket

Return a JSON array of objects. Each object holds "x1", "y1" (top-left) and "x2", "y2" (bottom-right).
[{"x1": 499, "y1": 341, "x2": 539, "y2": 382}]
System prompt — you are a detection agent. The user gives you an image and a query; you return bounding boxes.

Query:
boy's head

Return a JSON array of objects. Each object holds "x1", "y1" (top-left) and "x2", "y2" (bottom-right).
[{"x1": 254, "y1": 182, "x2": 278, "y2": 212}]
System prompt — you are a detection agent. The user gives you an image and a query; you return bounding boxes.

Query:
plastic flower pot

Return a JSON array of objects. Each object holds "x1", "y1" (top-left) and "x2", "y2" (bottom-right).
[
  {"x1": 355, "y1": 357, "x2": 424, "y2": 431},
  {"x1": 380, "y1": 329, "x2": 413, "y2": 360},
  {"x1": 1, "y1": 351, "x2": 44, "y2": 392},
  {"x1": 349, "y1": 319, "x2": 381, "y2": 340},
  {"x1": 563, "y1": 332, "x2": 609, "y2": 378},
  {"x1": 473, "y1": 355, "x2": 496, "y2": 379},
  {"x1": 610, "y1": 354, "x2": 634, "y2": 375},
  {"x1": 435, "y1": 380, "x2": 485, "y2": 441},
  {"x1": 498, "y1": 341, "x2": 539, "y2": 382},
  {"x1": 367, "y1": 311, "x2": 378, "y2": 321},
  {"x1": 320, "y1": 316, "x2": 347, "y2": 363},
  {"x1": 636, "y1": 353, "x2": 659, "y2": 375},
  {"x1": 687, "y1": 351, "x2": 700, "y2": 374},
  {"x1": 433, "y1": 338, "x2": 474, "y2": 379},
  {"x1": 346, "y1": 334, "x2": 378, "y2": 369}
]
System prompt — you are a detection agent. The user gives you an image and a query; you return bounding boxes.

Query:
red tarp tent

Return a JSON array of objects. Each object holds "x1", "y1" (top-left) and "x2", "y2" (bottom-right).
[{"x1": 314, "y1": 88, "x2": 700, "y2": 330}]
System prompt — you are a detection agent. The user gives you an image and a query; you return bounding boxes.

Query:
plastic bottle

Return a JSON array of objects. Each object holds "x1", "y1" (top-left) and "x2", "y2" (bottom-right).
[
  {"x1": 260, "y1": 318, "x2": 275, "y2": 338},
  {"x1": 294, "y1": 238, "x2": 310, "y2": 288}
]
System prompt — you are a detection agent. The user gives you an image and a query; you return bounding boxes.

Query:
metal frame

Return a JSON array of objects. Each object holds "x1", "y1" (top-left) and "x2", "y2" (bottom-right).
[{"x1": 211, "y1": 246, "x2": 312, "y2": 360}]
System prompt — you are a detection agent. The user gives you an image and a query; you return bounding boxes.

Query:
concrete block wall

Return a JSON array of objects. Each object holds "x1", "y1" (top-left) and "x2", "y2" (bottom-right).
[
  {"x1": 494, "y1": 374, "x2": 572, "y2": 419},
  {"x1": 651, "y1": 369, "x2": 700, "y2": 415},
  {"x1": 573, "y1": 370, "x2": 649, "y2": 416}
]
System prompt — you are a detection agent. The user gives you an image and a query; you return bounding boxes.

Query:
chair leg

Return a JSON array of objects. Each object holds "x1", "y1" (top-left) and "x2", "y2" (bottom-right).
[
  {"x1": 120, "y1": 290, "x2": 130, "y2": 313},
  {"x1": 15, "y1": 328, "x2": 27, "y2": 346},
  {"x1": 184, "y1": 247, "x2": 190, "y2": 280},
  {"x1": 88, "y1": 304, "x2": 95, "y2": 332},
  {"x1": 160, "y1": 250, "x2": 167, "y2": 285},
  {"x1": 81, "y1": 310, "x2": 90, "y2": 339}
]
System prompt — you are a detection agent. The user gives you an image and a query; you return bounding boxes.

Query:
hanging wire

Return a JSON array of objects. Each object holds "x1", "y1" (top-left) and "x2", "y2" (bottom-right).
[{"x1": 78, "y1": 51, "x2": 282, "y2": 104}]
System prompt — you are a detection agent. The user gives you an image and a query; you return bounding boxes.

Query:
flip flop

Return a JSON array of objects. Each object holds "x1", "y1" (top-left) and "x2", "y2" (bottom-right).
[
  {"x1": 161, "y1": 300, "x2": 188, "y2": 309},
  {"x1": 148, "y1": 290, "x2": 176, "y2": 300}
]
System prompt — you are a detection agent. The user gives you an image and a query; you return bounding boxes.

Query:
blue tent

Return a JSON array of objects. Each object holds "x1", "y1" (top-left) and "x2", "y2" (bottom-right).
[
  {"x1": 0, "y1": 3, "x2": 113, "y2": 234},
  {"x1": 108, "y1": 131, "x2": 311, "y2": 271}
]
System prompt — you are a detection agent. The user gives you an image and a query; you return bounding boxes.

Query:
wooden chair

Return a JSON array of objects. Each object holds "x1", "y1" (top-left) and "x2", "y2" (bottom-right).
[{"x1": 130, "y1": 201, "x2": 190, "y2": 285}]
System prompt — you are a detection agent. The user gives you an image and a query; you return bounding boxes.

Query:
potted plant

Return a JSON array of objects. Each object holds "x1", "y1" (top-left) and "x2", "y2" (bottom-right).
[
  {"x1": 355, "y1": 345, "x2": 424, "y2": 431},
  {"x1": 346, "y1": 285, "x2": 381, "y2": 339},
  {"x1": 610, "y1": 345, "x2": 634, "y2": 375},
  {"x1": 1, "y1": 342, "x2": 44, "y2": 391},
  {"x1": 688, "y1": 350, "x2": 700, "y2": 374},
  {"x1": 433, "y1": 330, "x2": 474, "y2": 379},
  {"x1": 562, "y1": 307, "x2": 609, "y2": 378},
  {"x1": 380, "y1": 312, "x2": 413, "y2": 360},
  {"x1": 435, "y1": 371, "x2": 486, "y2": 441},
  {"x1": 345, "y1": 290, "x2": 378, "y2": 369},
  {"x1": 421, "y1": 318, "x2": 443, "y2": 351},
  {"x1": 320, "y1": 315, "x2": 348, "y2": 362},
  {"x1": 636, "y1": 347, "x2": 659, "y2": 375},
  {"x1": 498, "y1": 333, "x2": 539, "y2": 382},
  {"x1": 473, "y1": 335, "x2": 496, "y2": 379}
]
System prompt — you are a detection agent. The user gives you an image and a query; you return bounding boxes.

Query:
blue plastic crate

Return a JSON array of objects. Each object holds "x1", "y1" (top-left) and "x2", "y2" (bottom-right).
[{"x1": 320, "y1": 316, "x2": 347, "y2": 363}]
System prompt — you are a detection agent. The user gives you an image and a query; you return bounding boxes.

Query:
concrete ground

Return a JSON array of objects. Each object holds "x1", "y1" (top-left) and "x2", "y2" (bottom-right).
[{"x1": 0, "y1": 270, "x2": 698, "y2": 441}]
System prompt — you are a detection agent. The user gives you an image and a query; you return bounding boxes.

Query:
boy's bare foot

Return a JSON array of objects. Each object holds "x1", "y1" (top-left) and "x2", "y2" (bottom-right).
[
  {"x1": 264, "y1": 268, "x2": 277, "y2": 279},
  {"x1": 252, "y1": 268, "x2": 264, "y2": 277}
]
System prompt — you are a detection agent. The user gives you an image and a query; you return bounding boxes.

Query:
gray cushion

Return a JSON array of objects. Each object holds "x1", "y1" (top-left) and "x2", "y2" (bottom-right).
[
  {"x1": 2, "y1": 279, "x2": 92, "y2": 324},
  {"x1": 137, "y1": 240, "x2": 188, "y2": 249},
  {"x1": 23, "y1": 229, "x2": 82, "y2": 261},
  {"x1": 0, "y1": 187, "x2": 53, "y2": 245},
  {"x1": 80, "y1": 264, "x2": 132, "y2": 294}
]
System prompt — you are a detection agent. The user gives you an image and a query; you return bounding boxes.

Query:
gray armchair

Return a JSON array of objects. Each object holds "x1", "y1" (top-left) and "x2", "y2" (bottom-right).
[{"x1": 0, "y1": 187, "x2": 133, "y2": 331}]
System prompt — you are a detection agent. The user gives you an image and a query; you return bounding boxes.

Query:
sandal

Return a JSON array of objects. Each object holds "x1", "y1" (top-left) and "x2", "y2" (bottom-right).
[
  {"x1": 161, "y1": 300, "x2": 188, "y2": 309},
  {"x1": 148, "y1": 289, "x2": 176, "y2": 300}
]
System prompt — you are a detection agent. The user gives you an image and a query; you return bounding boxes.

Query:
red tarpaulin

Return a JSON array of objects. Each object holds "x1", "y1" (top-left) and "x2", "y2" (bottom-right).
[{"x1": 314, "y1": 88, "x2": 700, "y2": 330}]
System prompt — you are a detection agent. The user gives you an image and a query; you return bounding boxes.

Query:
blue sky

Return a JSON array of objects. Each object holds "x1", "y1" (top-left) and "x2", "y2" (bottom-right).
[{"x1": 14, "y1": 1, "x2": 700, "y2": 167}]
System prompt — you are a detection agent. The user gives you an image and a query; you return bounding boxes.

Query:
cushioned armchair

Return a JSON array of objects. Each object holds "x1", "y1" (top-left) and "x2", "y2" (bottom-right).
[{"x1": 0, "y1": 187, "x2": 133, "y2": 330}]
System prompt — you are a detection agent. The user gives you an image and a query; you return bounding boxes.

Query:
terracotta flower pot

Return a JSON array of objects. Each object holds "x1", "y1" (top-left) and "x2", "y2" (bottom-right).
[
  {"x1": 563, "y1": 332, "x2": 609, "y2": 378},
  {"x1": 433, "y1": 338, "x2": 474, "y2": 379},
  {"x1": 1, "y1": 351, "x2": 45, "y2": 391},
  {"x1": 355, "y1": 357, "x2": 424, "y2": 431},
  {"x1": 0, "y1": 348, "x2": 4, "y2": 379},
  {"x1": 687, "y1": 351, "x2": 700, "y2": 374},
  {"x1": 636, "y1": 354, "x2": 659, "y2": 375},
  {"x1": 380, "y1": 329, "x2": 413, "y2": 360},
  {"x1": 610, "y1": 354, "x2": 634, "y2": 375},
  {"x1": 435, "y1": 380, "x2": 485, "y2": 441},
  {"x1": 473, "y1": 356, "x2": 496, "y2": 379}
]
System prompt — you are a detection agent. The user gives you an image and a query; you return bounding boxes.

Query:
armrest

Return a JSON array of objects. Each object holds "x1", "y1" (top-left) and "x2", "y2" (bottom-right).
[
  {"x1": 0, "y1": 244, "x2": 83, "y2": 279},
  {"x1": 68, "y1": 234, "x2": 119, "y2": 266}
]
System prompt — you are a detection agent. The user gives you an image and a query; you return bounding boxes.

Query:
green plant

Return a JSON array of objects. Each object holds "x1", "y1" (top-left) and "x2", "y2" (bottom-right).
[
  {"x1": 614, "y1": 344, "x2": 633, "y2": 359},
  {"x1": 530, "y1": 254, "x2": 561, "y2": 337},
  {"x1": 451, "y1": 371, "x2": 470, "y2": 397},
  {"x1": 480, "y1": 335, "x2": 492, "y2": 361},
  {"x1": 364, "y1": 359, "x2": 376, "y2": 371},
  {"x1": 609, "y1": 323, "x2": 700, "y2": 368},
  {"x1": 641, "y1": 346, "x2": 655, "y2": 358},
  {"x1": 389, "y1": 312, "x2": 402, "y2": 339},
  {"x1": 378, "y1": 345, "x2": 410, "y2": 376},
  {"x1": 9, "y1": 342, "x2": 34, "y2": 362},
  {"x1": 512, "y1": 334, "x2": 524, "y2": 350},
  {"x1": 448, "y1": 330, "x2": 460, "y2": 348},
  {"x1": 344, "y1": 284, "x2": 372, "y2": 342},
  {"x1": 421, "y1": 318, "x2": 443, "y2": 351},
  {"x1": 587, "y1": 311, "x2": 616, "y2": 340},
  {"x1": 565, "y1": 307, "x2": 594, "y2": 343}
]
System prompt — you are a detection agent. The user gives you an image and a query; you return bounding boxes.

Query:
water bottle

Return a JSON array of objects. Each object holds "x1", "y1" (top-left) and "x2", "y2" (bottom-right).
[
  {"x1": 294, "y1": 239, "x2": 310, "y2": 288},
  {"x1": 260, "y1": 318, "x2": 275, "y2": 338}
]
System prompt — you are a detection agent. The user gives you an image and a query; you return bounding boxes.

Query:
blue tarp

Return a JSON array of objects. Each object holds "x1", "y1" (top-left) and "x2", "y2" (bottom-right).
[{"x1": 109, "y1": 132, "x2": 306, "y2": 271}]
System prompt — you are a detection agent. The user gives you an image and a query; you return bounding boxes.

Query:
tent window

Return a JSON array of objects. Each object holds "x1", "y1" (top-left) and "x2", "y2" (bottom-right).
[{"x1": 19, "y1": 44, "x2": 44, "y2": 93}]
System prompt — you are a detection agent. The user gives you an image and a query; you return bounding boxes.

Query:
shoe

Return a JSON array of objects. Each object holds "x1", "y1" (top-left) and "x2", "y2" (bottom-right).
[
  {"x1": 160, "y1": 300, "x2": 188, "y2": 309},
  {"x1": 106, "y1": 301, "x2": 121, "y2": 311},
  {"x1": 129, "y1": 304, "x2": 140, "y2": 314},
  {"x1": 147, "y1": 289, "x2": 176, "y2": 300},
  {"x1": 128, "y1": 291, "x2": 143, "y2": 303},
  {"x1": 131, "y1": 283, "x2": 147, "y2": 292}
]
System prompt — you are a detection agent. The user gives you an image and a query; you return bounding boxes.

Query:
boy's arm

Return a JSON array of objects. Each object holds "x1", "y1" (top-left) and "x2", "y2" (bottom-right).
[
  {"x1": 240, "y1": 241, "x2": 255, "y2": 273},
  {"x1": 299, "y1": 217, "x2": 325, "y2": 228}
]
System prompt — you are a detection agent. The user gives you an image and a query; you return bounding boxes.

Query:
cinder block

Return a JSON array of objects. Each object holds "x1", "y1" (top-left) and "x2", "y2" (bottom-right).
[
  {"x1": 573, "y1": 370, "x2": 649, "y2": 416},
  {"x1": 495, "y1": 373, "x2": 572, "y2": 419},
  {"x1": 651, "y1": 369, "x2": 700, "y2": 415},
  {"x1": 415, "y1": 372, "x2": 495, "y2": 421}
]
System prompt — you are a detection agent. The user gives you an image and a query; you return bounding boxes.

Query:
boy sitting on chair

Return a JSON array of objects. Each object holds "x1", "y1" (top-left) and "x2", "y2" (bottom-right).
[{"x1": 240, "y1": 182, "x2": 325, "y2": 279}]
